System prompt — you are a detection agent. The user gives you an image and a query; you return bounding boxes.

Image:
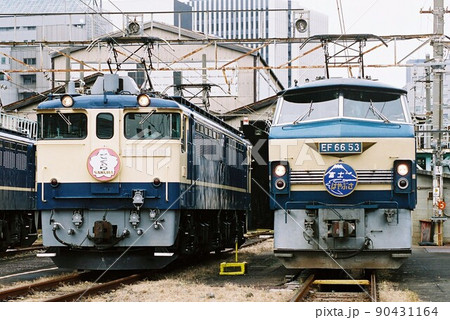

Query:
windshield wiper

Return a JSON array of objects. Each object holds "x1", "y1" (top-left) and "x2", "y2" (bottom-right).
[
  {"x1": 369, "y1": 99, "x2": 390, "y2": 123},
  {"x1": 57, "y1": 110, "x2": 72, "y2": 126},
  {"x1": 139, "y1": 110, "x2": 155, "y2": 125},
  {"x1": 293, "y1": 100, "x2": 314, "y2": 124}
]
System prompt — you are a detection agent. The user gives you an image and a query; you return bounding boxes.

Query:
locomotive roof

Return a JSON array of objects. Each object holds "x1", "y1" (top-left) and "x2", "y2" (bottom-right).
[
  {"x1": 279, "y1": 78, "x2": 407, "y2": 95},
  {"x1": 37, "y1": 94, "x2": 179, "y2": 110}
]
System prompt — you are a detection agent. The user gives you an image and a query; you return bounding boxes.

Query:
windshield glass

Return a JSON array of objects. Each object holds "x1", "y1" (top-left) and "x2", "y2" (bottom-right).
[
  {"x1": 276, "y1": 89, "x2": 339, "y2": 124},
  {"x1": 38, "y1": 113, "x2": 87, "y2": 140},
  {"x1": 124, "y1": 112, "x2": 181, "y2": 140},
  {"x1": 275, "y1": 87, "x2": 408, "y2": 125},
  {"x1": 343, "y1": 89, "x2": 406, "y2": 122}
]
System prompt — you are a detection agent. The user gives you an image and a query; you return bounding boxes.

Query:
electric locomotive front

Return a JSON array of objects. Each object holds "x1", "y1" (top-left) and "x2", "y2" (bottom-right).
[
  {"x1": 269, "y1": 78, "x2": 416, "y2": 270},
  {"x1": 37, "y1": 75, "x2": 251, "y2": 270},
  {"x1": 37, "y1": 75, "x2": 193, "y2": 269}
]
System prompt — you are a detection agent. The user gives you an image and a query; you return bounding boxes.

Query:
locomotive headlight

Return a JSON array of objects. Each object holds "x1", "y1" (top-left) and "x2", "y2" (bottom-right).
[
  {"x1": 137, "y1": 93, "x2": 151, "y2": 107},
  {"x1": 60, "y1": 94, "x2": 74, "y2": 108},
  {"x1": 274, "y1": 164, "x2": 287, "y2": 177},
  {"x1": 396, "y1": 164, "x2": 409, "y2": 176}
]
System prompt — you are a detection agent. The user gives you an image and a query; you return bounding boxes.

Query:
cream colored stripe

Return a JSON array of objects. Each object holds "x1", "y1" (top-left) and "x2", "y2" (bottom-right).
[
  {"x1": 194, "y1": 180, "x2": 247, "y2": 193},
  {"x1": 0, "y1": 186, "x2": 35, "y2": 192}
]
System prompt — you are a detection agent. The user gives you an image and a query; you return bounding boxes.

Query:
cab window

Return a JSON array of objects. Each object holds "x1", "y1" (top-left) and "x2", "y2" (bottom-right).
[
  {"x1": 96, "y1": 113, "x2": 114, "y2": 139},
  {"x1": 124, "y1": 112, "x2": 181, "y2": 140},
  {"x1": 343, "y1": 90, "x2": 406, "y2": 123},
  {"x1": 277, "y1": 89, "x2": 339, "y2": 124},
  {"x1": 38, "y1": 113, "x2": 87, "y2": 140}
]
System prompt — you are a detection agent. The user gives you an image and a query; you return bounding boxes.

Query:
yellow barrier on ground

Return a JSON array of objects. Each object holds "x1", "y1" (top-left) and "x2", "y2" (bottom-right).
[{"x1": 219, "y1": 241, "x2": 247, "y2": 275}]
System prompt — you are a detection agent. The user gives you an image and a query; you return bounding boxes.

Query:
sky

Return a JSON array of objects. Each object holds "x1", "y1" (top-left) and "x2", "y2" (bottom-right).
[
  {"x1": 104, "y1": 0, "x2": 446, "y2": 88},
  {"x1": 298, "y1": 0, "x2": 441, "y2": 87}
]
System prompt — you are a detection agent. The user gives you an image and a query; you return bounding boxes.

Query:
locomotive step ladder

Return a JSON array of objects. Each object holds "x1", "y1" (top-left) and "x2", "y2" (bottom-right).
[{"x1": 219, "y1": 240, "x2": 247, "y2": 276}]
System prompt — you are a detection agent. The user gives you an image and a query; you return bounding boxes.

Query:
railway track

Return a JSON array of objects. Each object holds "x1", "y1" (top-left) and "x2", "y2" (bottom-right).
[
  {"x1": 44, "y1": 273, "x2": 148, "y2": 302},
  {"x1": 0, "y1": 245, "x2": 45, "y2": 258},
  {"x1": 0, "y1": 236, "x2": 272, "y2": 302},
  {"x1": 0, "y1": 271, "x2": 149, "y2": 302},
  {"x1": 290, "y1": 271, "x2": 378, "y2": 302}
]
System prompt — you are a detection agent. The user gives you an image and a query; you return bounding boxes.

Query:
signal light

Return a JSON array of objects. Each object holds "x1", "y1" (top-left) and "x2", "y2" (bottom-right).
[
  {"x1": 271, "y1": 161, "x2": 290, "y2": 194},
  {"x1": 394, "y1": 160, "x2": 413, "y2": 193},
  {"x1": 397, "y1": 177, "x2": 409, "y2": 190},
  {"x1": 275, "y1": 178, "x2": 286, "y2": 190},
  {"x1": 153, "y1": 177, "x2": 161, "y2": 187},
  {"x1": 50, "y1": 178, "x2": 59, "y2": 187}
]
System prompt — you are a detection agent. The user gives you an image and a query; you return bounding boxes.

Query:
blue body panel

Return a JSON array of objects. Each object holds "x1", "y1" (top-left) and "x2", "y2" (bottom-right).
[
  {"x1": 279, "y1": 78, "x2": 407, "y2": 95},
  {"x1": 269, "y1": 118, "x2": 415, "y2": 139},
  {"x1": 0, "y1": 135, "x2": 35, "y2": 211},
  {"x1": 37, "y1": 181, "x2": 250, "y2": 211},
  {"x1": 270, "y1": 190, "x2": 416, "y2": 211},
  {"x1": 38, "y1": 95, "x2": 180, "y2": 110}
]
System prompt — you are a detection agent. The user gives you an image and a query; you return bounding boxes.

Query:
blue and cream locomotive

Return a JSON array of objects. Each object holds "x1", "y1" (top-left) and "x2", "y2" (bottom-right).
[
  {"x1": 0, "y1": 112, "x2": 37, "y2": 251},
  {"x1": 269, "y1": 77, "x2": 416, "y2": 269},
  {"x1": 37, "y1": 74, "x2": 251, "y2": 270}
]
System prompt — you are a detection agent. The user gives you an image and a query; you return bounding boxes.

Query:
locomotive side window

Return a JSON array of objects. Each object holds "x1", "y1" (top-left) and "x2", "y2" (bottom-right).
[
  {"x1": 343, "y1": 90, "x2": 406, "y2": 123},
  {"x1": 181, "y1": 115, "x2": 188, "y2": 153},
  {"x1": 277, "y1": 90, "x2": 339, "y2": 124},
  {"x1": 124, "y1": 113, "x2": 181, "y2": 140},
  {"x1": 96, "y1": 113, "x2": 114, "y2": 139},
  {"x1": 38, "y1": 113, "x2": 87, "y2": 140}
]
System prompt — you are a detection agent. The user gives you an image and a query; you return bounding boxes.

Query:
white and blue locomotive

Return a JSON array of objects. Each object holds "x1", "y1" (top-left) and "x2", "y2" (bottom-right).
[
  {"x1": 269, "y1": 78, "x2": 416, "y2": 269},
  {"x1": 0, "y1": 112, "x2": 37, "y2": 251},
  {"x1": 37, "y1": 74, "x2": 251, "y2": 270}
]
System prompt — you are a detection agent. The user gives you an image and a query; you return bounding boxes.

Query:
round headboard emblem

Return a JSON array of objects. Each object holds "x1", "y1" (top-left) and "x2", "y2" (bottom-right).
[
  {"x1": 323, "y1": 162, "x2": 358, "y2": 197},
  {"x1": 87, "y1": 148, "x2": 120, "y2": 182}
]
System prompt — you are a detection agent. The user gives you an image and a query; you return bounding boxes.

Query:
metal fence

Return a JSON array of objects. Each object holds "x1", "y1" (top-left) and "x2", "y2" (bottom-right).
[
  {"x1": 415, "y1": 123, "x2": 450, "y2": 150},
  {"x1": 0, "y1": 111, "x2": 37, "y2": 139}
]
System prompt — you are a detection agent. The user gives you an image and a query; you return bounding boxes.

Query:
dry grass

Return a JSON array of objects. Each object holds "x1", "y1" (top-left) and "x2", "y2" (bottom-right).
[
  {"x1": 378, "y1": 281, "x2": 421, "y2": 302},
  {"x1": 84, "y1": 239, "x2": 292, "y2": 302},
  {"x1": 86, "y1": 280, "x2": 292, "y2": 302}
]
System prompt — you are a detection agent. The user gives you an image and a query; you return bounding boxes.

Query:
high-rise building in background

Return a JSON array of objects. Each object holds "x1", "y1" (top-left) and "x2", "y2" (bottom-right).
[
  {"x1": 0, "y1": 0, "x2": 111, "y2": 106},
  {"x1": 405, "y1": 58, "x2": 450, "y2": 126},
  {"x1": 188, "y1": 0, "x2": 328, "y2": 88}
]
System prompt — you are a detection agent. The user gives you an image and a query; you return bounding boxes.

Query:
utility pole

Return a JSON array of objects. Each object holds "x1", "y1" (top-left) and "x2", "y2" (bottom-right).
[{"x1": 430, "y1": 0, "x2": 446, "y2": 245}]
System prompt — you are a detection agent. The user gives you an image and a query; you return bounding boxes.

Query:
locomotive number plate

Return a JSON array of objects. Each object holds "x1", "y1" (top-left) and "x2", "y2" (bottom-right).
[{"x1": 319, "y1": 142, "x2": 362, "y2": 154}]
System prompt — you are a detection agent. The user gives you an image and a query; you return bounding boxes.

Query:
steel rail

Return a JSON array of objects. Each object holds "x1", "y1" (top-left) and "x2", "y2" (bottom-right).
[
  {"x1": 371, "y1": 272, "x2": 378, "y2": 302},
  {"x1": 290, "y1": 271, "x2": 378, "y2": 302},
  {"x1": 0, "y1": 272, "x2": 87, "y2": 301},
  {"x1": 44, "y1": 273, "x2": 148, "y2": 302},
  {"x1": 289, "y1": 273, "x2": 315, "y2": 302}
]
